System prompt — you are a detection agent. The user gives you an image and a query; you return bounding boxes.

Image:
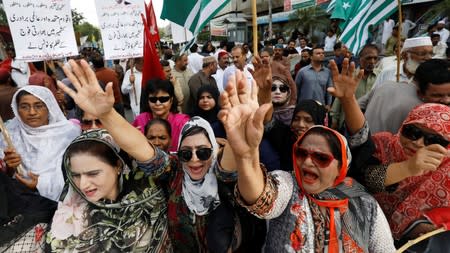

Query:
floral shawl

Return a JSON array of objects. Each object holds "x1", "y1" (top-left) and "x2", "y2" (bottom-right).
[
  {"x1": 372, "y1": 103, "x2": 450, "y2": 239},
  {"x1": 47, "y1": 129, "x2": 172, "y2": 253}
]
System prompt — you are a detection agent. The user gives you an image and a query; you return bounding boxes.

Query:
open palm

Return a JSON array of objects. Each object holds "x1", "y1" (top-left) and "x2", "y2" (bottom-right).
[
  {"x1": 57, "y1": 59, "x2": 115, "y2": 118},
  {"x1": 327, "y1": 59, "x2": 363, "y2": 99},
  {"x1": 218, "y1": 70, "x2": 272, "y2": 158}
]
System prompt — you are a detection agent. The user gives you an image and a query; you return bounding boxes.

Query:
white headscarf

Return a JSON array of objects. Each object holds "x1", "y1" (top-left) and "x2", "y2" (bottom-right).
[
  {"x1": 178, "y1": 116, "x2": 220, "y2": 216},
  {"x1": 1, "y1": 86, "x2": 80, "y2": 201}
]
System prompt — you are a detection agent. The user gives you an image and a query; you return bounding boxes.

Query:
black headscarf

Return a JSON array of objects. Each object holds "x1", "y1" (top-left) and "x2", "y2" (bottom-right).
[
  {"x1": 191, "y1": 85, "x2": 220, "y2": 124},
  {"x1": 291, "y1": 100, "x2": 327, "y2": 126}
]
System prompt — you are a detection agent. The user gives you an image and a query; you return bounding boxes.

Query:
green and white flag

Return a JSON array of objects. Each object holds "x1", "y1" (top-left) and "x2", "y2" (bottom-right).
[
  {"x1": 161, "y1": 0, "x2": 230, "y2": 50},
  {"x1": 339, "y1": 0, "x2": 397, "y2": 55},
  {"x1": 331, "y1": 0, "x2": 371, "y2": 30},
  {"x1": 326, "y1": 0, "x2": 336, "y2": 13}
]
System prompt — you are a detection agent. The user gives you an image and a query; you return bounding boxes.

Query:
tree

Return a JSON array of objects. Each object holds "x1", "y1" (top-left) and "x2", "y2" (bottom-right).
[
  {"x1": 71, "y1": 9, "x2": 85, "y2": 27},
  {"x1": 76, "y1": 22, "x2": 101, "y2": 42},
  {"x1": 289, "y1": 6, "x2": 330, "y2": 44}
]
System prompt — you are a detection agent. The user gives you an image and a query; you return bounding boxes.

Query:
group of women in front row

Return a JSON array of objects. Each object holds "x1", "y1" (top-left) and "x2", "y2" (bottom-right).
[{"x1": 0, "y1": 57, "x2": 448, "y2": 252}]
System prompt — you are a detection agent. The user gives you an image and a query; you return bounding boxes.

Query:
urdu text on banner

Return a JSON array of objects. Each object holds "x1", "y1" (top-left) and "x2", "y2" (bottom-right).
[
  {"x1": 95, "y1": 0, "x2": 145, "y2": 60},
  {"x1": 3, "y1": 0, "x2": 78, "y2": 62}
]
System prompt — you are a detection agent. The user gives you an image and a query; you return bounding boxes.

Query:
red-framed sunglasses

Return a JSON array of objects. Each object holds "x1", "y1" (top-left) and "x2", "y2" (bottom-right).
[{"x1": 295, "y1": 147, "x2": 335, "y2": 168}]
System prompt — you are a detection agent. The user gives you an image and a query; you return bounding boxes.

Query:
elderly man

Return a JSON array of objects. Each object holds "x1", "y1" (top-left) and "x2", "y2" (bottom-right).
[
  {"x1": 370, "y1": 37, "x2": 433, "y2": 90},
  {"x1": 331, "y1": 44, "x2": 380, "y2": 130},
  {"x1": 435, "y1": 20, "x2": 449, "y2": 43},
  {"x1": 172, "y1": 54, "x2": 193, "y2": 113},
  {"x1": 361, "y1": 59, "x2": 450, "y2": 133},
  {"x1": 212, "y1": 50, "x2": 229, "y2": 92},
  {"x1": 187, "y1": 56, "x2": 219, "y2": 111}
]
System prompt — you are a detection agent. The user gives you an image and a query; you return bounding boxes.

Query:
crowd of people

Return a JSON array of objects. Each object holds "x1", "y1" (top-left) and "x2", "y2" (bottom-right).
[{"x1": 0, "y1": 18, "x2": 449, "y2": 253}]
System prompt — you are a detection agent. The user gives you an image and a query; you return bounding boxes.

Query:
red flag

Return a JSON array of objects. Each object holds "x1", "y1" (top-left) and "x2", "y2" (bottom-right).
[{"x1": 141, "y1": 0, "x2": 165, "y2": 88}]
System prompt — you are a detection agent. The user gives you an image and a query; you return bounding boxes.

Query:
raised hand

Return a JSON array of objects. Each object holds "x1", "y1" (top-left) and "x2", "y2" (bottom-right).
[
  {"x1": 250, "y1": 55, "x2": 272, "y2": 105},
  {"x1": 327, "y1": 58, "x2": 363, "y2": 100},
  {"x1": 57, "y1": 59, "x2": 115, "y2": 118},
  {"x1": 218, "y1": 70, "x2": 272, "y2": 159}
]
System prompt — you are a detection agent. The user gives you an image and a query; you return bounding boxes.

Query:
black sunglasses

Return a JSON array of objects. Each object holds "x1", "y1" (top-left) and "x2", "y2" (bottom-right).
[
  {"x1": 81, "y1": 119, "x2": 102, "y2": 126},
  {"x1": 148, "y1": 96, "x2": 171, "y2": 103},
  {"x1": 271, "y1": 84, "x2": 289, "y2": 93},
  {"x1": 401, "y1": 124, "x2": 449, "y2": 147},
  {"x1": 177, "y1": 148, "x2": 213, "y2": 162}
]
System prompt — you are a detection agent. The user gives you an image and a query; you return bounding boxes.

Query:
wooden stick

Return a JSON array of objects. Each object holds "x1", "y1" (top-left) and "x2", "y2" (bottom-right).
[
  {"x1": 396, "y1": 0, "x2": 402, "y2": 82},
  {"x1": 396, "y1": 227, "x2": 446, "y2": 253},
  {"x1": 0, "y1": 115, "x2": 25, "y2": 175},
  {"x1": 251, "y1": 0, "x2": 258, "y2": 57},
  {"x1": 129, "y1": 58, "x2": 138, "y2": 106}
]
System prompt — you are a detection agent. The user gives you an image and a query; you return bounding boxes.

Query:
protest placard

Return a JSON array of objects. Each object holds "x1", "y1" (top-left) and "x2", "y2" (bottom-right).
[
  {"x1": 95, "y1": 0, "x2": 145, "y2": 60},
  {"x1": 3, "y1": 0, "x2": 78, "y2": 61}
]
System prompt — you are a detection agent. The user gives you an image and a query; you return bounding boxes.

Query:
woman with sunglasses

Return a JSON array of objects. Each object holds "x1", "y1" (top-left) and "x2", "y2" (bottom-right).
[
  {"x1": 330, "y1": 59, "x2": 450, "y2": 247},
  {"x1": 58, "y1": 60, "x2": 265, "y2": 253},
  {"x1": 133, "y1": 78, "x2": 189, "y2": 152},
  {"x1": 217, "y1": 62, "x2": 396, "y2": 252}
]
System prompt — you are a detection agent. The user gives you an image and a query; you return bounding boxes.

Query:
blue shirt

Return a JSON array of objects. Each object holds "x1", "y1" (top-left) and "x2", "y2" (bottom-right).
[{"x1": 295, "y1": 64, "x2": 333, "y2": 105}]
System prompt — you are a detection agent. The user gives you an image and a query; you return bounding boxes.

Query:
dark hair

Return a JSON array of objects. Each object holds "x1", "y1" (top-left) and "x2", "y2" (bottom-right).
[
  {"x1": 292, "y1": 100, "x2": 327, "y2": 126},
  {"x1": 415, "y1": 59, "x2": 450, "y2": 94},
  {"x1": 219, "y1": 40, "x2": 228, "y2": 49},
  {"x1": 91, "y1": 54, "x2": 104, "y2": 69},
  {"x1": 144, "y1": 118, "x2": 172, "y2": 138},
  {"x1": 140, "y1": 79, "x2": 178, "y2": 114},
  {"x1": 358, "y1": 44, "x2": 380, "y2": 57},
  {"x1": 260, "y1": 47, "x2": 274, "y2": 56},
  {"x1": 66, "y1": 140, "x2": 119, "y2": 168},
  {"x1": 431, "y1": 33, "x2": 441, "y2": 39},
  {"x1": 191, "y1": 85, "x2": 220, "y2": 123},
  {"x1": 190, "y1": 43, "x2": 199, "y2": 53},
  {"x1": 15, "y1": 90, "x2": 46, "y2": 107},
  {"x1": 333, "y1": 42, "x2": 342, "y2": 51},
  {"x1": 174, "y1": 54, "x2": 186, "y2": 62},
  {"x1": 179, "y1": 126, "x2": 211, "y2": 147},
  {"x1": 310, "y1": 47, "x2": 324, "y2": 56},
  {"x1": 300, "y1": 127, "x2": 342, "y2": 165},
  {"x1": 160, "y1": 59, "x2": 170, "y2": 67}
]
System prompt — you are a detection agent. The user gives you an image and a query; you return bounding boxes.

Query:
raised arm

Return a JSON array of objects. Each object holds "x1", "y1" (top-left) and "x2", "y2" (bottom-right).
[
  {"x1": 327, "y1": 59, "x2": 364, "y2": 135},
  {"x1": 58, "y1": 59, "x2": 154, "y2": 162},
  {"x1": 218, "y1": 69, "x2": 272, "y2": 204}
]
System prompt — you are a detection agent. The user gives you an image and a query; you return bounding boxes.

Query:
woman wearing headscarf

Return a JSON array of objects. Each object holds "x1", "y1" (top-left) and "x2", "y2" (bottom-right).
[
  {"x1": 218, "y1": 78, "x2": 396, "y2": 251},
  {"x1": 333, "y1": 59, "x2": 450, "y2": 246},
  {"x1": 0, "y1": 85, "x2": 80, "y2": 201},
  {"x1": 58, "y1": 59, "x2": 265, "y2": 253},
  {"x1": 191, "y1": 85, "x2": 220, "y2": 124},
  {"x1": 47, "y1": 129, "x2": 172, "y2": 252}
]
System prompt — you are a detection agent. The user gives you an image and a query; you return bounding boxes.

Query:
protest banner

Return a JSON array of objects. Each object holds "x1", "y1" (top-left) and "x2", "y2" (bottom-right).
[
  {"x1": 3, "y1": 0, "x2": 78, "y2": 61},
  {"x1": 95, "y1": 0, "x2": 145, "y2": 60}
]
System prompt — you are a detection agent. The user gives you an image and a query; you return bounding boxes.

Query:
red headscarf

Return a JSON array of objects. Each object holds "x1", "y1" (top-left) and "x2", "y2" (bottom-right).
[{"x1": 372, "y1": 103, "x2": 450, "y2": 239}]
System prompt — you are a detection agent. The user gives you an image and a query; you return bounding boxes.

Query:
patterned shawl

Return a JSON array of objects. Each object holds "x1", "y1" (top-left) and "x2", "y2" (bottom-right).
[
  {"x1": 372, "y1": 103, "x2": 450, "y2": 239},
  {"x1": 48, "y1": 129, "x2": 171, "y2": 253},
  {"x1": 292, "y1": 126, "x2": 372, "y2": 252}
]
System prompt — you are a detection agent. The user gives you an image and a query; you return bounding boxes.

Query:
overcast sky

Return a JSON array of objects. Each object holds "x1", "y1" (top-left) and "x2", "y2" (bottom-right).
[{"x1": 70, "y1": 0, "x2": 169, "y2": 27}]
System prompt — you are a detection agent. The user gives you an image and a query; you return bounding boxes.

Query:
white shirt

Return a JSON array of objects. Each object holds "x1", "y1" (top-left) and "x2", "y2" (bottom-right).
[
  {"x1": 187, "y1": 52, "x2": 204, "y2": 74},
  {"x1": 11, "y1": 59, "x2": 30, "y2": 87},
  {"x1": 222, "y1": 65, "x2": 254, "y2": 92},
  {"x1": 433, "y1": 41, "x2": 448, "y2": 59},
  {"x1": 371, "y1": 64, "x2": 410, "y2": 90},
  {"x1": 436, "y1": 28, "x2": 450, "y2": 43},
  {"x1": 401, "y1": 19, "x2": 416, "y2": 38},
  {"x1": 324, "y1": 34, "x2": 337, "y2": 52},
  {"x1": 382, "y1": 19, "x2": 395, "y2": 45},
  {"x1": 212, "y1": 67, "x2": 226, "y2": 93},
  {"x1": 295, "y1": 46, "x2": 312, "y2": 54},
  {"x1": 121, "y1": 67, "x2": 142, "y2": 117}
]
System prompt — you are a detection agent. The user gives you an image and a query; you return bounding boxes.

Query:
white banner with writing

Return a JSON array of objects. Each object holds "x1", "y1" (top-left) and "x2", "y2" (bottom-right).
[
  {"x1": 95, "y1": 0, "x2": 145, "y2": 60},
  {"x1": 3, "y1": 0, "x2": 78, "y2": 61}
]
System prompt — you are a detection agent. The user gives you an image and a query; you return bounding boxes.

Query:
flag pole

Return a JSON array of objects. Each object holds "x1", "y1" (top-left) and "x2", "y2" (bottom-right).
[
  {"x1": 252, "y1": 0, "x2": 258, "y2": 57},
  {"x1": 396, "y1": 0, "x2": 402, "y2": 82},
  {"x1": 0, "y1": 115, "x2": 25, "y2": 175}
]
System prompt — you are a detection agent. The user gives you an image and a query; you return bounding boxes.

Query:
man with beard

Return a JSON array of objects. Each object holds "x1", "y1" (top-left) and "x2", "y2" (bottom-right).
[
  {"x1": 212, "y1": 50, "x2": 229, "y2": 92},
  {"x1": 361, "y1": 59, "x2": 450, "y2": 133},
  {"x1": 331, "y1": 45, "x2": 380, "y2": 130},
  {"x1": 188, "y1": 56, "x2": 219, "y2": 110},
  {"x1": 435, "y1": 20, "x2": 449, "y2": 43},
  {"x1": 293, "y1": 49, "x2": 312, "y2": 77},
  {"x1": 223, "y1": 46, "x2": 254, "y2": 91},
  {"x1": 371, "y1": 37, "x2": 433, "y2": 90},
  {"x1": 273, "y1": 44, "x2": 290, "y2": 69},
  {"x1": 172, "y1": 54, "x2": 193, "y2": 113}
]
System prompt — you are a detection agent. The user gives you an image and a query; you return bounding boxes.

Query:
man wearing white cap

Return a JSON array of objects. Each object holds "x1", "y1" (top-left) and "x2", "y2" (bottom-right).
[
  {"x1": 435, "y1": 20, "x2": 449, "y2": 43},
  {"x1": 369, "y1": 37, "x2": 433, "y2": 90}
]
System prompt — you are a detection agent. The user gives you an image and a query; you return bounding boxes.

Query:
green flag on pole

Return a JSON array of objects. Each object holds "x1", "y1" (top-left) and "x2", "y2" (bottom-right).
[
  {"x1": 337, "y1": 0, "x2": 398, "y2": 55},
  {"x1": 331, "y1": 0, "x2": 371, "y2": 30},
  {"x1": 161, "y1": 0, "x2": 230, "y2": 50}
]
